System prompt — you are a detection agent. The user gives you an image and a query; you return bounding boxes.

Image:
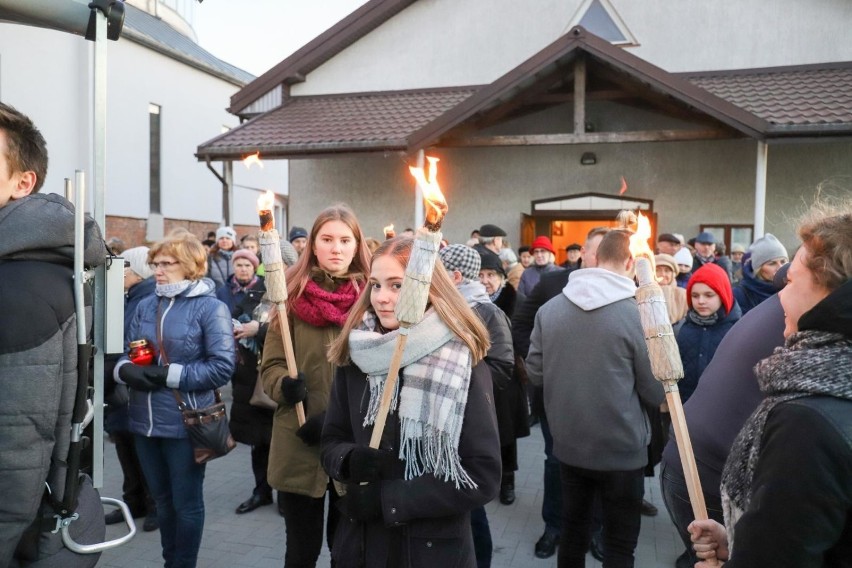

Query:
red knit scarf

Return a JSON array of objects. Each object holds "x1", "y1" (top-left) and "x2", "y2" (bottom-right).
[{"x1": 290, "y1": 279, "x2": 360, "y2": 327}]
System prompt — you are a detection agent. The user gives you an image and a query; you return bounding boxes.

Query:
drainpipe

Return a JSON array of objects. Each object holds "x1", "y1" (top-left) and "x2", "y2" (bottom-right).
[
  {"x1": 754, "y1": 141, "x2": 768, "y2": 238},
  {"x1": 205, "y1": 157, "x2": 233, "y2": 226}
]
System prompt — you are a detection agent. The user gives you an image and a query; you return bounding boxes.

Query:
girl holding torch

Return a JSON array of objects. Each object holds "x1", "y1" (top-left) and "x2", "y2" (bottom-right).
[
  {"x1": 259, "y1": 205, "x2": 371, "y2": 567},
  {"x1": 321, "y1": 236, "x2": 501, "y2": 568}
]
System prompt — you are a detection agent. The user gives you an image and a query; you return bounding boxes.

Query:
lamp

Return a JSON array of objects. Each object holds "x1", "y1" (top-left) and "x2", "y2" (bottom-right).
[{"x1": 580, "y1": 152, "x2": 597, "y2": 166}]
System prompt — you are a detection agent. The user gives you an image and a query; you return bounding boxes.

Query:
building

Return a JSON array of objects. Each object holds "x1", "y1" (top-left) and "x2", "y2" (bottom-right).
[
  {"x1": 196, "y1": 0, "x2": 852, "y2": 259},
  {"x1": 0, "y1": 0, "x2": 288, "y2": 247}
]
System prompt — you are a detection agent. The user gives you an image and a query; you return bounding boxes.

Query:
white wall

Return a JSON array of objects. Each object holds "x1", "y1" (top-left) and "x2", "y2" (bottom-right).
[{"x1": 293, "y1": 0, "x2": 852, "y2": 96}]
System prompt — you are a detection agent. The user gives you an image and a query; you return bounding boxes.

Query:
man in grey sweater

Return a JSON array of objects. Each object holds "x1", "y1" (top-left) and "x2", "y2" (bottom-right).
[{"x1": 526, "y1": 230, "x2": 664, "y2": 567}]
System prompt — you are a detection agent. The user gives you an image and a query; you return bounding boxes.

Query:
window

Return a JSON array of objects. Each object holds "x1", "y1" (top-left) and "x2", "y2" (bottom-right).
[
  {"x1": 567, "y1": 0, "x2": 638, "y2": 46},
  {"x1": 149, "y1": 103, "x2": 161, "y2": 214},
  {"x1": 700, "y1": 224, "x2": 754, "y2": 256}
]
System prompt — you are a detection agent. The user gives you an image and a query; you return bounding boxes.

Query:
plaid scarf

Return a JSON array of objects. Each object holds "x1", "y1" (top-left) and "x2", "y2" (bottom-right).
[
  {"x1": 349, "y1": 310, "x2": 476, "y2": 489},
  {"x1": 721, "y1": 329, "x2": 852, "y2": 549}
]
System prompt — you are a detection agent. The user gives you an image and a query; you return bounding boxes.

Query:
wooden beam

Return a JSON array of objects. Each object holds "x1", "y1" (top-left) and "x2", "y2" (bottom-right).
[
  {"x1": 574, "y1": 57, "x2": 586, "y2": 134},
  {"x1": 441, "y1": 129, "x2": 738, "y2": 147}
]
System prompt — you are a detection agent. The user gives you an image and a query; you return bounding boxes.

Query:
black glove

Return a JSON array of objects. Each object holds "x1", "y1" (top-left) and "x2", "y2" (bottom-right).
[
  {"x1": 295, "y1": 412, "x2": 325, "y2": 446},
  {"x1": 280, "y1": 373, "x2": 307, "y2": 405},
  {"x1": 144, "y1": 365, "x2": 170, "y2": 388},
  {"x1": 118, "y1": 363, "x2": 160, "y2": 392},
  {"x1": 344, "y1": 482, "x2": 382, "y2": 522},
  {"x1": 346, "y1": 446, "x2": 397, "y2": 483}
]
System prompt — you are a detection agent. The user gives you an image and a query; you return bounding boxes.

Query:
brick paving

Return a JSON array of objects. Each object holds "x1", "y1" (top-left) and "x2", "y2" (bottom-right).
[{"x1": 97, "y1": 390, "x2": 681, "y2": 567}]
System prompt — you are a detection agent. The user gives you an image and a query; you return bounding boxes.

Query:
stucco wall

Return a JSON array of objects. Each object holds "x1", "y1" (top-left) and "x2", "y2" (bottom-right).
[{"x1": 288, "y1": 139, "x2": 852, "y2": 252}]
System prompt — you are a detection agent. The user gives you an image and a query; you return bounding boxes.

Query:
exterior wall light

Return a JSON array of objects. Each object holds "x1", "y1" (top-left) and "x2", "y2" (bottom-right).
[{"x1": 580, "y1": 152, "x2": 597, "y2": 165}]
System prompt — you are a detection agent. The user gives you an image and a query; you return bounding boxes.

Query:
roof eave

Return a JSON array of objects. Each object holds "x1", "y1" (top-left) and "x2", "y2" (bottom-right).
[{"x1": 196, "y1": 139, "x2": 409, "y2": 162}]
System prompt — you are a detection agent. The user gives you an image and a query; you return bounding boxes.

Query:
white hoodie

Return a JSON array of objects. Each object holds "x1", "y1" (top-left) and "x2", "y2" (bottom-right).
[{"x1": 562, "y1": 267, "x2": 636, "y2": 311}]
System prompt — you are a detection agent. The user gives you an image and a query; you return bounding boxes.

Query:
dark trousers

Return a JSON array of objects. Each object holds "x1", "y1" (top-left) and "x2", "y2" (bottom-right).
[
  {"x1": 135, "y1": 436, "x2": 206, "y2": 568},
  {"x1": 540, "y1": 412, "x2": 563, "y2": 534},
  {"x1": 250, "y1": 443, "x2": 272, "y2": 499},
  {"x1": 279, "y1": 484, "x2": 340, "y2": 568},
  {"x1": 659, "y1": 461, "x2": 724, "y2": 566},
  {"x1": 470, "y1": 506, "x2": 492, "y2": 568},
  {"x1": 558, "y1": 464, "x2": 644, "y2": 568},
  {"x1": 112, "y1": 430, "x2": 155, "y2": 515}
]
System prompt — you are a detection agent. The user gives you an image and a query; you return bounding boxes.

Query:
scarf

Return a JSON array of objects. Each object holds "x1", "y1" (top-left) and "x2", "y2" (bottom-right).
[
  {"x1": 230, "y1": 274, "x2": 258, "y2": 296},
  {"x1": 290, "y1": 278, "x2": 360, "y2": 327},
  {"x1": 457, "y1": 280, "x2": 491, "y2": 307},
  {"x1": 721, "y1": 330, "x2": 852, "y2": 549},
  {"x1": 686, "y1": 308, "x2": 719, "y2": 327},
  {"x1": 156, "y1": 280, "x2": 192, "y2": 298},
  {"x1": 349, "y1": 310, "x2": 477, "y2": 489}
]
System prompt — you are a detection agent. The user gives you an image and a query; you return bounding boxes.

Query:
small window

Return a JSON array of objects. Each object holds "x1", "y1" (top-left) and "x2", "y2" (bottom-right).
[
  {"x1": 700, "y1": 224, "x2": 754, "y2": 256},
  {"x1": 567, "y1": 0, "x2": 638, "y2": 46}
]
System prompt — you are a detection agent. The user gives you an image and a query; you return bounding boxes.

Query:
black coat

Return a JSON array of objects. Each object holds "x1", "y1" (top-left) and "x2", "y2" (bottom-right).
[{"x1": 321, "y1": 362, "x2": 501, "y2": 568}]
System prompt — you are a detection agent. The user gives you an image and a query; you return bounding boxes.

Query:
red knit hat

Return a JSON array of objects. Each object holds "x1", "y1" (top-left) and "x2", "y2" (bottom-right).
[
  {"x1": 530, "y1": 235, "x2": 555, "y2": 255},
  {"x1": 687, "y1": 263, "x2": 733, "y2": 314}
]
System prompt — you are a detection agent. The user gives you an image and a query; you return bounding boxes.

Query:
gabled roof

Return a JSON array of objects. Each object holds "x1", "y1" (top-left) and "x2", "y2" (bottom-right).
[
  {"x1": 228, "y1": 0, "x2": 416, "y2": 115},
  {"x1": 123, "y1": 4, "x2": 254, "y2": 86}
]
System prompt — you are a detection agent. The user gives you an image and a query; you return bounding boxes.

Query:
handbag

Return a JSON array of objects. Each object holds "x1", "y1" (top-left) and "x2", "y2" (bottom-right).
[
  {"x1": 158, "y1": 301, "x2": 236, "y2": 464},
  {"x1": 249, "y1": 375, "x2": 278, "y2": 410}
]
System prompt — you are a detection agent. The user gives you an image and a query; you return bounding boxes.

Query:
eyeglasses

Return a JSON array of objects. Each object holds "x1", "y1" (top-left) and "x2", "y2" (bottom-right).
[{"x1": 149, "y1": 260, "x2": 180, "y2": 270}]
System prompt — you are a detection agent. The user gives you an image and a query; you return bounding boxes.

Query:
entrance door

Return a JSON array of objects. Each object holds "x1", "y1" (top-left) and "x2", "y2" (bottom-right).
[{"x1": 550, "y1": 219, "x2": 621, "y2": 265}]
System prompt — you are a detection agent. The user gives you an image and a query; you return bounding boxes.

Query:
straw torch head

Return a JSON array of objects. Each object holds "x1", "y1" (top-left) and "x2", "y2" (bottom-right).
[
  {"x1": 625, "y1": 211, "x2": 656, "y2": 285},
  {"x1": 409, "y1": 156, "x2": 447, "y2": 231},
  {"x1": 257, "y1": 190, "x2": 275, "y2": 231}
]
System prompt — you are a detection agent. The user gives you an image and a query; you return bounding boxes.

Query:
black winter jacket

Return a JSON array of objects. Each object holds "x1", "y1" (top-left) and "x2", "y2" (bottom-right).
[{"x1": 676, "y1": 302, "x2": 741, "y2": 403}]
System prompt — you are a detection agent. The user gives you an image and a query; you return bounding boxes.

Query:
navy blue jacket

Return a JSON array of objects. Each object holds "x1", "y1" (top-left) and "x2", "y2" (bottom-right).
[
  {"x1": 733, "y1": 262, "x2": 775, "y2": 316},
  {"x1": 676, "y1": 302, "x2": 742, "y2": 403}
]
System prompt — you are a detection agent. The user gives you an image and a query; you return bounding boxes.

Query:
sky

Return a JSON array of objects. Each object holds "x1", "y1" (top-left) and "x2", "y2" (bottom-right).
[{"x1": 193, "y1": 0, "x2": 369, "y2": 77}]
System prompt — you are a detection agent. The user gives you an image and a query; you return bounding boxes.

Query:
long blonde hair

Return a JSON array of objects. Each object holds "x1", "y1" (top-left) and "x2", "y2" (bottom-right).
[{"x1": 328, "y1": 237, "x2": 490, "y2": 366}]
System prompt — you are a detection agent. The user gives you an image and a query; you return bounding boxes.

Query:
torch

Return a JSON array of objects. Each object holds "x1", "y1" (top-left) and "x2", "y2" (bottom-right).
[
  {"x1": 624, "y1": 211, "x2": 719, "y2": 564},
  {"x1": 368, "y1": 157, "x2": 447, "y2": 449},
  {"x1": 383, "y1": 223, "x2": 395, "y2": 240},
  {"x1": 257, "y1": 190, "x2": 306, "y2": 426}
]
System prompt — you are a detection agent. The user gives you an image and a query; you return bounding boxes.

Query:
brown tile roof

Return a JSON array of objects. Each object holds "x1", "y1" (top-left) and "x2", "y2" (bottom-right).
[
  {"x1": 683, "y1": 62, "x2": 852, "y2": 134},
  {"x1": 200, "y1": 87, "x2": 477, "y2": 159}
]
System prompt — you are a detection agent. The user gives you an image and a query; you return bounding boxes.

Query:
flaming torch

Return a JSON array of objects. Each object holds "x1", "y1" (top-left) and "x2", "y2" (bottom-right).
[
  {"x1": 257, "y1": 190, "x2": 305, "y2": 426},
  {"x1": 623, "y1": 210, "x2": 717, "y2": 564},
  {"x1": 383, "y1": 223, "x2": 395, "y2": 240},
  {"x1": 369, "y1": 156, "x2": 447, "y2": 448}
]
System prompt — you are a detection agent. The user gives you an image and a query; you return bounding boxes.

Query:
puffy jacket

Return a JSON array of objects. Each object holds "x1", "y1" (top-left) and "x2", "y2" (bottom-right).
[
  {"x1": 676, "y1": 303, "x2": 742, "y2": 403},
  {"x1": 120, "y1": 279, "x2": 236, "y2": 438},
  {"x1": 733, "y1": 261, "x2": 776, "y2": 316}
]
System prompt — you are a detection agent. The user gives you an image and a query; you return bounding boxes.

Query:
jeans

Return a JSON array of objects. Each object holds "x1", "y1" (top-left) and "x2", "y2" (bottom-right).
[
  {"x1": 659, "y1": 461, "x2": 724, "y2": 566},
  {"x1": 540, "y1": 411, "x2": 563, "y2": 534},
  {"x1": 279, "y1": 484, "x2": 340, "y2": 568},
  {"x1": 135, "y1": 435, "x2": 206, "y2": 568},
  {"x1": 558, "y1": 464, "x2": 644, "y2": 568},
  {"x1": 470, "y1": 506, "x2": 492, "y2": 568}
]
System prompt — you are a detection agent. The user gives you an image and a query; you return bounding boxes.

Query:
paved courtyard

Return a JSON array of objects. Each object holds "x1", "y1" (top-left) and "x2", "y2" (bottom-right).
[{"x1": 96, "y1": 390, "x2": 682, "y2": 567}]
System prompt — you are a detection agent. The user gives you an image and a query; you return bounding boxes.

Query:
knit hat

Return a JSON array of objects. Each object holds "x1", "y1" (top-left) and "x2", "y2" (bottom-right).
[
  {"x1": 687, "y1": 263, "x2": 734, "y2": 315},
  {"x1": 478, "y1": 224, "x2": 507, "y2": 237},
  {"x1": 654, "y1": 253, "x2": 678, "y2": 275},
  {"x1": 123, "y1": 246, "x2": 153, "y2": 280},
  {"x1": 288, "y1": 226, "x2": 308, "y2": 242},
  {"x1": 748, "y1": 233, "x2": 788, "y2": 270},
  {"x1": 479, "y1": 250, "x2": 506, "y2": 277},
  {"x1": 530, "y1": 235, "x2": 555, "y2": 254},
  {"x1": 231, "y1": 249, "x2": 259, "y2": 270},
  {"x1": 731, "y1": 243, "x2": 746, "y2": 254},
  {"x1": 216, "y1": 226, "x2": 236, "y2": 242},
  {"x1": 566, "y1": 243, "x2": 582, "y2": 252},
  {"x1": 439, "y1": 244, "x2": 481, "y2": 282},
  {"x1": 674, "y1": 247, "x2": 693, "y2": 268}
]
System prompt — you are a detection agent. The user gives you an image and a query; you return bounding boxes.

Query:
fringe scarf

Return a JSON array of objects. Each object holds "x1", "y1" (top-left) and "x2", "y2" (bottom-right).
[
  {"x1": 290, "y1": 278, "x2": 360, "y2": 327},
  {"x1": 721, "y1": 330, "x2": 852, "y2": 549},
  {"x1": 348, "y1": 310, "x2": 476, "y2": 489}
]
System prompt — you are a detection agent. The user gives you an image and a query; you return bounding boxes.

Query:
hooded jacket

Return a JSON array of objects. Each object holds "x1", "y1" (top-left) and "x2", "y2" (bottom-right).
[
  {"x1": 733, "y1": 261, "x2": 776, "y2": 315},
  {"x1": 526, "y1": 268, "x2": 664, "y2": 470},
  {"x1": 0, "y1": 194, "x2": 106, "y2": 563}
]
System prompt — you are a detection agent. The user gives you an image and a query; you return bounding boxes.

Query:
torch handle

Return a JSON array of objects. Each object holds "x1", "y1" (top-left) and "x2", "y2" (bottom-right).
[
  {"x1": 277, "y1": 304, "x2": 306, "y2": 426},
  {"x1": 369, "y1": 331, "x2": 409, "y2": 449},
  {"x1": 666, "y1": 388, "x2": 721, "y2": 566}
]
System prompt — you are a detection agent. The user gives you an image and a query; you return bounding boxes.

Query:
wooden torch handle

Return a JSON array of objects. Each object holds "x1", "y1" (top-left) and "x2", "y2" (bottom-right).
[
  {"x1": 277, "y1": 304, "x2": 306, "y2": 426},
  {"x1": 369, "y1": 332, "x2": 408, "y2": 449}
]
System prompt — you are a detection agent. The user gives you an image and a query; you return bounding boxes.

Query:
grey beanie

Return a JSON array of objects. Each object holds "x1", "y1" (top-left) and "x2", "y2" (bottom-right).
[
  {"x1": 123, "y1": 246, "x2": 154, "y2": 279},
  {"x1": 439, "y1": 244, "x2": 481, "y2": 282},
  {"x1": 749, "y1": 233, "x2": 788, "y2": 269}
]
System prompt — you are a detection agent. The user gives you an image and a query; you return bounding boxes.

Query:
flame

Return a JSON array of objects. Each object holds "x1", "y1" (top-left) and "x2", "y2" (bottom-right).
[
  {"x1": 243, "y1": 152, "x2": 264, "y2": 169},
  {"x1": 619, "y1": 176, "x2": 628, "y2": 195},
  {"x1": 408, "y1": 156, "x2": 448, "y2": 229},
  {"x1": 629, "y1": 211, "x2": 653, "y2": 259},
  {"x1": 257, "y1": 190, "x2": 275, "y2": 213},
  {"x1": 383, "y1": 223, "x2": 394, "y2": 234}
]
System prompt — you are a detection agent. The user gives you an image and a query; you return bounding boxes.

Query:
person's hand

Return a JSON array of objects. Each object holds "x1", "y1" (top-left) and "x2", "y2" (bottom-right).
[
  {"x1": 280, "y1": 373, "x2": 307, "y2": 405},
  {"x1": 688, "y1": 519, "x2": 728, "y2": 565},
  {"x1": 343, "y1": 482, "x2": 382, "y2": 522},
  {"x1": 144, "y1": 365, "x2": 170, "y2": 388},
  {"x1": 118, "y1": 363, "x2": 160, "y2": 392},
  {"x1": 234, "y1": 320, "x2": 259, "y2": 339},
  {"x1": 295, "y1": 412, "x2": 324, "y2": 446},
  {"x1": 346, "y1": 446, "x2": 397, "y2": 483}
]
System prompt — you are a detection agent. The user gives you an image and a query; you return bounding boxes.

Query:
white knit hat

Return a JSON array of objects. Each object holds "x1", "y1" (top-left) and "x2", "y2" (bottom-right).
[
  {"x1": 749, "y1": 233, "x2": 788, "y2": 269},
  {"x1": 674, "y1": 247, "x2": 693, "y2": 268},
  {"x1": 216, "y1": 226, "x2": 236, "y2": 242},
  {"x1": 123, "y1": 246, "x2": 154, "y2": 279}
]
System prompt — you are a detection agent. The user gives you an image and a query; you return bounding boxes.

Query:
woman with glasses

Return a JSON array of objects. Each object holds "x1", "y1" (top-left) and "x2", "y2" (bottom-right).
[{"x1": 115, "y1": 229, "x2": 236, "y2": 568}]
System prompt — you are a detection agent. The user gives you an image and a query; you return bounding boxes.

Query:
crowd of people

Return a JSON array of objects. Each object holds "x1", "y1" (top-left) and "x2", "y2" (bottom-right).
[{"x1": 1, "y1": 100, "x2": 850, "y2": 568}]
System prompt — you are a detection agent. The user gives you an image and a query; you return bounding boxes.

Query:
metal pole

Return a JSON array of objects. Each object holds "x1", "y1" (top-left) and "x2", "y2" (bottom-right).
[
  {"x1": 753, "y1": 141, "x2": 767, "y2": 239},
  {"x1": 414, "y1": 150, "x2": 424, "y2": 229},
  {"x1": 224, "y1": 161, "x2": 234, "y2": 226},
  {"x1": 91, "y1": 7, "x2": 108, "y2": 488}
]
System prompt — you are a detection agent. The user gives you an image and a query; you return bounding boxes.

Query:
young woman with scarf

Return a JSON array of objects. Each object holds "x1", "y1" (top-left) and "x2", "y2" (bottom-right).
[
  {"x1": 689, "y1": 200, "x2": 852, "y2": 567},
  {"x1": 321, "y1": 237, "x2": 502, "y2": 568},
  {"x1": 259, "y1": 205, "x2": 371, "y2": 568}
]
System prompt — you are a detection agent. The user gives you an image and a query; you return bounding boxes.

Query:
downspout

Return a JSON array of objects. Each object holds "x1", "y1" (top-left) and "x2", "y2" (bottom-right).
[
  {"x1": 754, "y1": 141, "x2": 767, "y2": 238},
  {"x1": 205, "y1": 157, "x2": 233, "y2": 226}
]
